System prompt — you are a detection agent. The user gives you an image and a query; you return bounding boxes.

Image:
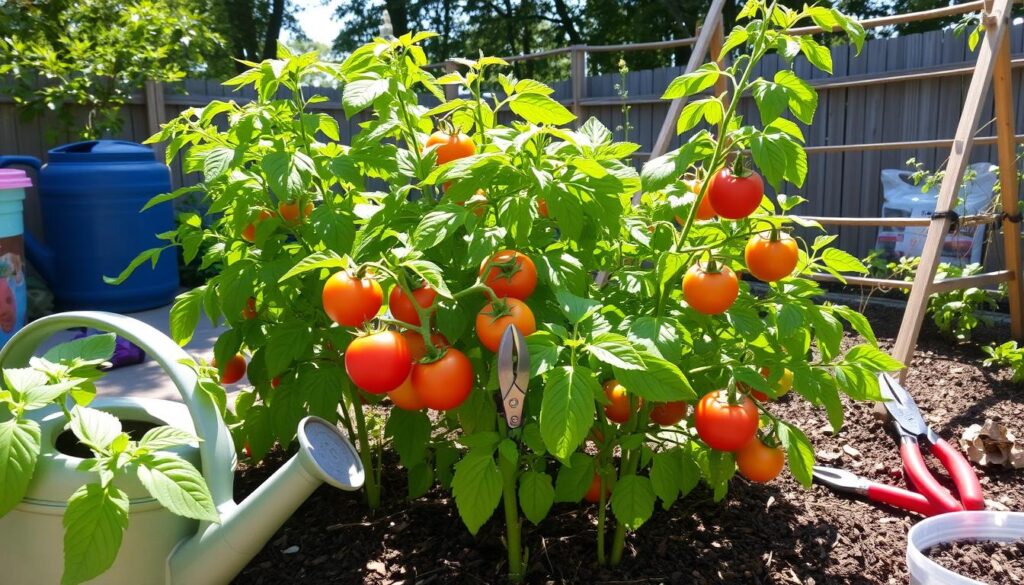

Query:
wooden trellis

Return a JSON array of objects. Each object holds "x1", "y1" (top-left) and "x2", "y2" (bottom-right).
[{"x1": 650, "y1": 0, "x2": 1024, "y2": 381}]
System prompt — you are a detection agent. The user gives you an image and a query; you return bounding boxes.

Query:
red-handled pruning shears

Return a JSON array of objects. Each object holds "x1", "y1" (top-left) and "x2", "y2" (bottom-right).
[
  {"x1": 497, "y1": 325, "x2": 529, "y2": 428},
  {"x1": 812, "y1": 373, "x2": 984, "y2": 516}
]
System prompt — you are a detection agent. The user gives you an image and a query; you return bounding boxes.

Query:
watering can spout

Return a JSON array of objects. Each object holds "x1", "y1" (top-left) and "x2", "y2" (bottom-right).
[{"x1": 168, "y1": 417, "x2": 364, "y2": 585}]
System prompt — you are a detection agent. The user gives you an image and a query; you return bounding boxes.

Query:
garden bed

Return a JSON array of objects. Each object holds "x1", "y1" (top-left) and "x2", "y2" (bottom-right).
[{"x1": 233, "y1": 305, "x2": 1023, "y2": 584}]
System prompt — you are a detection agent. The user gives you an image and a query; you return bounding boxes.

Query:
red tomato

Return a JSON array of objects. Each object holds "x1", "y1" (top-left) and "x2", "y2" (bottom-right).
[
  {"x1": 388, "y1": 375, "x2": 425, "y2": 411},
  {"x1": 584, "y1": 474, "x2": 610, "y2": 504},
  {"x1": 402, "y1": 330, "x2": 448, "y2": 361},
  {"x1": 475, "y1": 298, "x2": 537, "y2": 352},
  {"x1": 650, "y1": 401, "x2": 688, "y2": 426},
  {"x1": 242, "y1": 297, "x2": 258, "y2": 320},
  {"x1": 480, "y1": 250, "x2": 538, "y2": 300},
  {"x1": 707, "y1": 168, "x2": 764, "y2": 219},
  {"x1": 411, "y1": 348, "x2": 474, "y2": 410},
  {"x1": 426, "y1": 131, "x2": 476, "y2": 165},
  {"x1": 537, "y1": 198, "x2": 549, "y2": 217},
  {"x1": 744, "y1": 231, "x2": 799, "y2": 282},
  {"x1": 603, "y1": 379, "x2": 640, "y2": 424},
  {"x1": 344, "y1": 331, "x2": 411, "y2": 394},
  {"x1": 736, "y1": 436, "x2": 785, "y2": 483},
  {"x1": 271, "y1": 377, "x2": 281, "y2": 389},
  {"x1": 322, "y1": 272, "x2": 383, "y2": 327},
  {"x1": 693, "y1": 390, "x2": 759, "y2": 452},
  {"x1": 682, "y1": 263, "x2": 739, "y2": 315},
  {"x1": 278, "y1": 200, "x2": 313, "y2": 224},
  {"x1": 241, "y1": 210, "x2": 273, "y2": 242},
  {"x1": 218, "y1": 354, "x2": 247, "y2": 385},
  {"x1": 389, "y1": 284, "x2": 437, "y2": 327}
]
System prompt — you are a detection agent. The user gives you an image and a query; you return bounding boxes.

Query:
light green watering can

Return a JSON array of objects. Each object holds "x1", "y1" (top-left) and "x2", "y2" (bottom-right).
[{"x1": 0, "y1": 311, "x2": 365, "y2": 585}]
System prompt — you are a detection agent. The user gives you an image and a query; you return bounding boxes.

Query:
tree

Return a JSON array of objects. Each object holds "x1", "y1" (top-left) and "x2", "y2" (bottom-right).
[
  {"x1": 211, "y1": 0, "x2": 302, "y2": 68},
  {"x1": 0, "y1": 0, "x2": 229, "y2": 141}
]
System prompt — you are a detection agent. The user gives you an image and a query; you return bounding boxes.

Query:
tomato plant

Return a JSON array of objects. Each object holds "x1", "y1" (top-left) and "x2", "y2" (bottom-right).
[{"x1": 116, "y1": 5, "x2": 906, "y2": 580}]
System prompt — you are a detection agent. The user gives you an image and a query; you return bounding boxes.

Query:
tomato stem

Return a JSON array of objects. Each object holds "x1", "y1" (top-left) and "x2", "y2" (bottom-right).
[
  {"x1": 345, "y1": 383, "x2": 382, "y2": 509},
  {"x1": 499, "y1": 428, "x2": 525, "y2": 582}
]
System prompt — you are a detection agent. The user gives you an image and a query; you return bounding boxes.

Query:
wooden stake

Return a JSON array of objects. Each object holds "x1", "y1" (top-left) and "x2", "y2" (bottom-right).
[
  {"x1": 991, "y1": 14, "x2": 1024, "y2": 338},
  {"x1": 144, "y1": 80, "x2": 167, "y2": 161},
  {"x1": 892, "y1": 0, "x2": 1013, "y2": 380}
]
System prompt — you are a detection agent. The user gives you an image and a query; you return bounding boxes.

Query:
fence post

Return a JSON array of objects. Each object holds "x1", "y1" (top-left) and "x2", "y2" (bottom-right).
[
  {"x1": 443, "y1": 61, "x2": 460, "y2": 102},
  {"x1": 991, "y1": 9, "x2": 1024, "y2": 338},
  {"x1": 144, "y1": 80, "x2": 166, "y2": 161},
  {"x1": 570, "y1": 46, "x2": 587, "y2": 124}
]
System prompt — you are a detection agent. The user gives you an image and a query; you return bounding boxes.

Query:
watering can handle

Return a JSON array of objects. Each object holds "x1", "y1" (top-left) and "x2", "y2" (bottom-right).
[
  {"x1": 0, "y1": 310, "x2": 235, "y2": 510},
  {"x1": 0, "y1": 156, "x2": 42, "y2": 171}
]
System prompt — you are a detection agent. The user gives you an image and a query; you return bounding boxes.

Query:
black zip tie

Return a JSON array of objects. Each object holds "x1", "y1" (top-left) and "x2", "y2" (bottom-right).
[
  {"x1": 931, "y1": 210, "x2": 960, "y2": 233},
  {"x1": 1002, "y1": 211, "x2": 1023, "y2": 223}
]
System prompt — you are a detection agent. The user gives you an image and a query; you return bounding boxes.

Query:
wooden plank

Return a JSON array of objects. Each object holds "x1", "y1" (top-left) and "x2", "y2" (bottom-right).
[
  {"x1": 893, "y1": 0, "x2": 1014, "y2": 376},
  {"x1": 839, "y1": 39, "x2": 867, "y2": 255},
  {"x1": 992, "y1": 21, "x2": 1024, "y2": 337},
  {"x1": 929, "y1": 270, "x2": 1012, "y2": 294},
  {"x1": 649, "y1": 0, "x2": 727, "y2": 159},
  {"x1": 858, "y1": 35, "x2": 887, "y2": 258},
  {"x1": 804, "y1": 134, "x2": 1024, "y2": 153},
  {"x1": 798, "y1": 214, "x2": 999, "y2": 227},
  {"x1": 570, "y1": 48, "x2": 586, "y2": 123}
]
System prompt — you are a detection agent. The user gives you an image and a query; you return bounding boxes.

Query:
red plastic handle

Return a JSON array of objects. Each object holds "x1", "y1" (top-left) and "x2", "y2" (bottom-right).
[
  {"x1": 866, "y1": 483, "x2": 936, "y2": 517},
  {"x1": 900, "y1": 438, "x2": 963, "y2": 513},
  {"x1": 931, "y1": 437, "x2": 985, "y2": 511}
]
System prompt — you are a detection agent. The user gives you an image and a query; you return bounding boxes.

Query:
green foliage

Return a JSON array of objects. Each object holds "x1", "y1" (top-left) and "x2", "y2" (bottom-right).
[
  {"x1": 118, "y1": 3, "x2": 895, "y2": 577},
  {"x1": 983, "y1": 341, "x2": 1024, "y2": 383},
  {"x1": 0, "y1": 0, "x2": 228, "y2": 141},
  {"x1": 0, "y1": 335, "x2": 218, "y2": 585}
]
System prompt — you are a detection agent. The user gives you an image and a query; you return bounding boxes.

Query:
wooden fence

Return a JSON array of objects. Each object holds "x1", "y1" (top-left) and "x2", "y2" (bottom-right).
[{"x1": 2, "y1": 18, "x2": 1022, "y2": 271}]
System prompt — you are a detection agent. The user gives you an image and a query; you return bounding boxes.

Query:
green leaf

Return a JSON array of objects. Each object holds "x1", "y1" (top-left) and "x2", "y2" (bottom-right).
[
  {"x1": 70, "y1": 407, "x2": 121, "y2": 453},
  {"x1": 0, "y1": 418, "x2": 40, "y2": 516},
  {"x1": 385, "y1": 409, "x2": 432, "y2": 467},
  {"x1": 44, "y1": 334, "x2": 117, "y2": 364},
  {"x1": 518, "y1": 470, "x2": 555, "y2": 525},
  {"x1": 799, "y1": 37, "x2": 832, "y2": 73},
  {"x1": 412, "y1": 205, "x2": 467, "y2": 248},
  {"x1": 265, "y1": 322, "x2": 312, "y2": 378},
  {"x1": 661, "y1": 63, "x2": 720, "y2": 99},
  {"x1": 627, "y1": 316, "x2": 682, "y2": 362},
  {"x1": 525, "y1": 332, "x2": 561, "y2": 377},
  {"x1": 139, "y1": 426, "x2": 197, "y2": 450},
  {"x1": 810, "y1": 309, "x2": 843, "y2": 363},
  {"x1": 677, "y1": 98, "x2": 723, "y2": 134},
  {"x1": 843, "y1": 344, "x2": 905, "y2": 373},
  {"x1": 555, "y1": 290, "x2": 601, "y2": 324},
  {"x1": 640, "y1": 135, "x2": 713, "y2": 192},
  {"x1": 822, "y1": 248, "x2": 868, "y2": 274},
  {"x1": 136, "y1": 453, "x2": 219, "y2": 522},
  {"x1": 103, "y1": 246, "x2": 165, "y2": 285},
  {"x1": 202, "y1": 146, "x2": 234, "y2": 181},
  {"x1": 554, "y1": 452, "x2": 594, "y2": 502},
  {"x1": 774, "y1": 70, "x2": 817, "y2": 125},
  {"x1": 514, "y1": 79, "x2": 555, "y2": 96},
  {"x1": 278, "y1": 251, "x2": 347, "y2": 282},
  {"x1": 752, "y1": 81, "x2": 789, "y2": 125},
  {"x1": 62, "y1": 484, "x2": 129, "y2": 585},
  {"x1": 587, "y1": 333, "x2": 645, "y2": 370},
  {"x1": 777, "y1": 303, "x2": 804, "y2": 339},
  {"x1": 262, "y1": 151, "x2": 313, "y2": 199},
  {"x1": 719, "y1": 26, "x2": 749, "y2": 56},
  {"x1": 402, "y1": 259, "x2": 453, "y2": 299},
  {"x1": 169, "y1": 287, "x2": 204, "y2": 346},
  {"x1": 650, "y1": 450, "x2": 683, "y2": 509},
  {"x1": 508, "y1": 93, "x2": 575, "y2": 125},
  {"x1": 614, "y1": 353, "x2": 696, "y2": 402},
  {"x1": 777, "y1": 422, "x2": 814, "y2": 487},
  {"x1": 451, "y1": 452, "x2": 503, "y2": 535},
  {"x1": 611, "y1": 475, "x2": 656, "y2": 530},
  {"x1": 539, "y1": 366, "x2": 598, "y2": 462},
  {"x1": 832, "y1": 305, "x2": 877, "y2": 346},
  {"x1": 342, "y1": 77, "x2": 389, "y2": 117}
]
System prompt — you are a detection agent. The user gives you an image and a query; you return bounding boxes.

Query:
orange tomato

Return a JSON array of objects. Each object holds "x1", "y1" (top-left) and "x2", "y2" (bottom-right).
[
  {"x1": 401, "y1": 330, "x2": 448, "y2": 361},
  {"x1": 389, "y1": 284, "x2": 437, "y2": 327},
  {"x1": 736, "y1": 436, "x2": 785, "y2": 483},
  {"x1": 241, "y1": 210, "x2": 273, "y2": 242},
  {"x1": 218, "y1": 354, "x2": 247, "y2": 385},
  {"x1": 693, "y1": 390, "x2": 759, "y2": 452},
  {"x1": 537, "y1": 198, "x2": 549, "y2": 217},
  {"x1": 411, "y1": 348, "x2": 475, "y2": 410},
  {"x1": 475, "y1": 298, "x2": 536, "y2": 352},
  {"x1": 426, "y1": 131, "x2": 476, "y2": 165},
  {"x1": 242, "y1": 297, "x2": 258, "y2": 320},
  {"x1": 278, "y1": 200, "x2": 314, "y2": 224},
  {"x1": 480, "y1": 250, "x2": 538, "y2": 300},
  {"x1": 682, "y1": 263, "x2": 739, "y2": 315},
  {"x1": 322, "y1": 272, "x2": 383, "y2": 327},
  {"x1": 584, "y1": 473, "x2": 610, "y2": 504},
  {"x1": 388, "y1": 375, "x2": 425, "y2": 411},
  {"x1": 744, "y1": 231, "x2": 799, "y2": 282},
  {"x1": 603, "y1": 379, "x2": 640, "y2": 424}
]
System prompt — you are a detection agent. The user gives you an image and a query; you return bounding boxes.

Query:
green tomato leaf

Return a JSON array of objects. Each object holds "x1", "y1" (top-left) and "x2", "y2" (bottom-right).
[
  {"x1": 508, "y1": 92, "x2": 576, "y2": 125},
  {"x1": 661, "y1": 63, "x2": 721, "y2": 99},
  {"x1": 777, "y1": 422, "x2": 814, "y2": 488},
  {"x1": 385, "y1": 409, "x2": 432, "y2": 467},
  {"x1": 613, "y1": 353, "x2": 696, "y2": 402},
  {"x1": 539, "y1": 366, "x2": 598, "y2": 462},
  {"x1": 169, "y1": 286, "x2": 204, "y2": 346},
  {"x1": 139, "y1": 426, "x2": 197, "y2": 451},
  {"x1": 525, "y1": 332, "x2": 561, "y2": 377},
  {"x1": 587, "y1": 333, "x2": 645, "y2": 370},
  {"x1": 774, "y1": 70, "x2": 817, "y2": 125},
  {"x1": 0, "y1": 418, "x2": 40, "y2": 516},
  {"x1": 676, "y1": 98, "x2": 723, "y2": 134},
  {"x1": 832, "y1": 305, "x2": 877, "y2": 346},
  {"x1": 518, "y1": 470, "x2": 555, "y2": 525},
  {"x1": 412, "y1": 205, "x2": 467, "y2": 249},
  {"x1": 649, "y1": 450, "x2": 683, "y2": 509},
  {"x1": 136, "y1": 453, "x2": 220, "y2": 523},
  {"x1": 61, "y1": 484, "x2": 129, "y2": 585},
  {"x1": 752, "y1": 80, "x2": 789, "y2": 126},
  {"x1": 278, "y1": 251, "x2": 347, "y2": 282},
  {"x1": 822, "y1": 248, "x2": 869, "y2": 274},
  {"x1": 798, "y1": 37, "x2": 833, "y2": 74},
  {"x1": 554, "y1": 452, "x2": 594, "y2": 502},
  {"x1": 611, "y1": 475, "x2": 656, "y2": 530},
  {"x1": 342, "y1": 77, "x2": 389, "y2": 117},
  {"x1": 451, "y1": 451, "x2": 503, "y2": 535},
  {"x1": 44, "y1": 334, "x2": 117, "y2": 364},
  {"x1": 555, "y1": 290, "x2": 601, "y2": 325},
  {"x1": 70, "y1": 407, "x2": 122, "y2": 454},
  {"x1": 265, "y1": 322, "x2": 313, "y2": 378},
  {"x1": 640, "y1": 132, "x2": 714, "y2": 192},
  {"x1": 842, "y1": 344, "x2": 904, "y2": 372}
]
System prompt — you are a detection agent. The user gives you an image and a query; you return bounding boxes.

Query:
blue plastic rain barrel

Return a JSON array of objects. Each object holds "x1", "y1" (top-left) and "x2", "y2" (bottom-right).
[{"x1": 0, "y1": 141, "x2": 179, "y2": 312}]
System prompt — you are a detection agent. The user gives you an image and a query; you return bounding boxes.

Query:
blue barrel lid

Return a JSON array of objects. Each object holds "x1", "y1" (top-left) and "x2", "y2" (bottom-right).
[{"x1": 47, "y1": 140, "x2": 157, "y2": 163}]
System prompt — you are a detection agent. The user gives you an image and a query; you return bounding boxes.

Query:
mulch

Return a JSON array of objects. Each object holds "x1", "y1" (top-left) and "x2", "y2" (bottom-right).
[
  {"x1": 924, "y1": 540, "x2": 1024, "y2": 583},
  {"x1": 231, "y1": 304, "x2": 1024, "y2": 584}
]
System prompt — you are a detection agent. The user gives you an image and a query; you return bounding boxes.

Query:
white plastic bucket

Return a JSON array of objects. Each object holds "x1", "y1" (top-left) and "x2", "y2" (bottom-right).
[{"x1": 906, "y1": 511, "x2": 1024, "y2": 584}]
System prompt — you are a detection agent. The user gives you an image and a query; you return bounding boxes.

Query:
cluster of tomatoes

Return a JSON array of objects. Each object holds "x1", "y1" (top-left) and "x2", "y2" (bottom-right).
[
  {"x1": 241, "y1": 200, "x2": 314, "y2": 242},
  {"x1": 679, "y1": 166, "x2": 799, "y2": 316}
]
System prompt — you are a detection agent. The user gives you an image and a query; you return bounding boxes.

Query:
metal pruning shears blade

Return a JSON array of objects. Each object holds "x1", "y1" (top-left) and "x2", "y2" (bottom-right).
[{"x1": 497, "y1": 324, "x2": 529, "y2": 428}]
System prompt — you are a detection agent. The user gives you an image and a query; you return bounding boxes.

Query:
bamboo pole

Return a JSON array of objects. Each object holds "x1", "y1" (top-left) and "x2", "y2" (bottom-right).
[{"x1": 892, "y1": 0, "x2": 1013, "y2": 378}]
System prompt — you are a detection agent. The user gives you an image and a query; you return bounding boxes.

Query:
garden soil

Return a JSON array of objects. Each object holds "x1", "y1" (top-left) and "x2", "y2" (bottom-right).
[{"x1": 232, "y1": 305, "x2": 1023, "y2": 584}]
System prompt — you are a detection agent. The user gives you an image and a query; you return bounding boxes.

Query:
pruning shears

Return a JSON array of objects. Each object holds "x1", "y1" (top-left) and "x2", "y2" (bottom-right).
[
  {"x1": 812, "y1": 373, "x2": 984, "y2": 516},
  {"x1": 497, "y1": 324, "x2": 530, "y2": 428}
]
